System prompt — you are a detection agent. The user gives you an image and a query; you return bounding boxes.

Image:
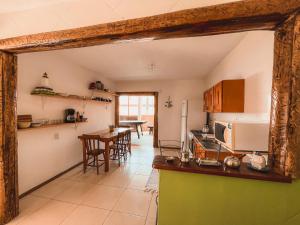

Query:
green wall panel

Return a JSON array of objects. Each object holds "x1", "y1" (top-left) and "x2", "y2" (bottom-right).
[{"x1": 158, "y1": 170, "x2": 300, "y2": 225}]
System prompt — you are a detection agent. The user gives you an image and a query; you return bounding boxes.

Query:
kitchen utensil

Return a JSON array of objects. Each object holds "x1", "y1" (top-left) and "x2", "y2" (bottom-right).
[
  {"x1": 31, "y1": 122, "x2": 42, "y2": 128},
  {"x1": 197, "y1": 159, "x2": 222, "y2": 167},
  {"x1": 224, "y1": 156, "x2": 241, "y2": 169},
  {"x1": 165, "y1": 156, "x2": 175, "y2": 163},
  {"x1": 180, "y1": 150, "x2": 189, "y2": 163},
  {"x1": 18, "y1": 121, "x2": 31, "y2": 129}
]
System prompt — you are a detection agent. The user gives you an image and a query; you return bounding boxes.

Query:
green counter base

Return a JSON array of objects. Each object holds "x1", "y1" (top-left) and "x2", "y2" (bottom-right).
[{"x1": 158, "y1": 170, "x2": 300, "y2": 225}]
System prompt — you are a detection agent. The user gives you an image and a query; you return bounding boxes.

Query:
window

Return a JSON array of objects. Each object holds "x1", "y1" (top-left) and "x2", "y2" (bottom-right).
[
  {"x1": 119, "y1": 95, "x2": 154, "y2": 117},
  {"x1": 141, "y1": 96, "x2": 154, "y2": 115}
]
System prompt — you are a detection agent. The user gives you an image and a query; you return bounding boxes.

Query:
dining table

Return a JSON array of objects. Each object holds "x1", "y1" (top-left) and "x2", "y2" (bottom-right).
[
  {"x1": 79, "y1": 127, "x2": 131, "y2": 172},
  {"x1": 119, "y1": 120, "x2": 147, "y2": 139}
]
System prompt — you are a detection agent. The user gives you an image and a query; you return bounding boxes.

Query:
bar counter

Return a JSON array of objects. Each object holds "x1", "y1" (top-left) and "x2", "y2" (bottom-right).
[{"x1": 153, "y1": 155, "x2": 292, "y2": 183}]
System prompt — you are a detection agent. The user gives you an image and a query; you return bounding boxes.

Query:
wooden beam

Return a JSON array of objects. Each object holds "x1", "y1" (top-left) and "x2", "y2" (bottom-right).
[
  {"x1": 0, "y1": 0, "x2": 299, "y2": 53},
  {"x1": 0, "y1": 52, "x2": 18, "y2": 224},
  {"x1": 269, "y1": 12, "x2": 300, "y2": 178}
]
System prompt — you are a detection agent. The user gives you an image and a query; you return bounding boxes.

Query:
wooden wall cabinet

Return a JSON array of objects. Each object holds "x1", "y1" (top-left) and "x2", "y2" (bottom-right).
[
  {"x1": 204, "y1": 79, "x2": 244, "y2": 113},
  {"x1": 203, "y1": 88, "x2": 214, "y2": 112}
]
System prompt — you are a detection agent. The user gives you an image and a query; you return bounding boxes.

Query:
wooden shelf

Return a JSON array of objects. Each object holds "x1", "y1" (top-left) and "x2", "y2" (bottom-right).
[
  {"x1": 18, "y1": 121, "x2": 87, "y2": 131},
  {"x1": 90, "y1": 89, "x2": 118, "y2": 96},
  {"x1": 31, "y1": 93, "x2": 112, "y2": 104}
]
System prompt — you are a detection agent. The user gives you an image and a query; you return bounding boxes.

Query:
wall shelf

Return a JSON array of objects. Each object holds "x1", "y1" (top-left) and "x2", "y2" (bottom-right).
[
  {"x1": 90, "y1": 89, "x2": 118, "y2": 96},
  {"x1": 18, "y1": 121, "x2": 88, "y2": 131},
  {"x1": 31, "y1": 93, "x2": 112, "y2": 104}
]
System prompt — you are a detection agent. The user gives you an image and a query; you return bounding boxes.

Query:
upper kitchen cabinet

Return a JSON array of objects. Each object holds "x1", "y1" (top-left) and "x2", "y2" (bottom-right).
[
  {"x1": 203, "y1": 88, "x2": 214, "y2": 112},
  {"x1": 204, "y1": 79, "x2": 245, "y2": 113},
  {"x1": 213, "y1": 79, "x2": 245, "y2": 112}
]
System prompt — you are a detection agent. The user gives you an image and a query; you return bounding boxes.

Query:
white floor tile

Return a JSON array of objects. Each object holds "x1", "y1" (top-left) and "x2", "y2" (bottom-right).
[
  {"x1": 114, "y1": 189, "x2": 152, "y2": 216},
  {"x1": 18, "y1": 200, "x2": 76, "y2": 225},
  {"x1": 83, "y1": 185, "x2": 124, "y2": 210},
  {"x1": 53, "y1": 181, "x2": 94, "y2": 204},
  {"x1": 104, "y1": 211, "x2": 145, "y2": 225},
  {"x1": 61, "y1": 205, "x2": 109, "y2": 225}
]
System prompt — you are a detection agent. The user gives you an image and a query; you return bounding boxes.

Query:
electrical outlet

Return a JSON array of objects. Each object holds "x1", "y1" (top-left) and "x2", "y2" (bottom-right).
[{"x1": 54, "y1": 133, "x2": 59, "y2": 140}]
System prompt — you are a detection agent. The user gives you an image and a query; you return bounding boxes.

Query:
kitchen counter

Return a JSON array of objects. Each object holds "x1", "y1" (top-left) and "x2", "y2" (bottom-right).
[
  {"x1": 153, "y1": 155, "x2": 292, "y2": 183},
  {"x1": 190, "y1": 130, "x2": 228, "y2": 151}
]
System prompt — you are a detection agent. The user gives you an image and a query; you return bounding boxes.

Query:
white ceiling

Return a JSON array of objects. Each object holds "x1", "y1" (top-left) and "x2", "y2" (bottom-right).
[
  {"x1": 1, "y1": 0, "x2": 244, "y2": 81},
  {"x1": 0, "y1": 0, "x2": 239, "y2": 39},
  {"x1": 57, "y1": 33, "x2": 245, "y2": 81},
  {"x1": 0, "y1": 0, "x2": 74, "y2": 14}
]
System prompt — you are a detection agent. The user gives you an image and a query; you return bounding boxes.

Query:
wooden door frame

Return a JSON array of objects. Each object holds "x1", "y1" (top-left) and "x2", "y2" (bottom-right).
[
  {"x1": 1, "y1": 0, "x2": 300, "y2": 223},
  {"x1": 115, "y1": 92, "x2": 159, "y2": 148}
]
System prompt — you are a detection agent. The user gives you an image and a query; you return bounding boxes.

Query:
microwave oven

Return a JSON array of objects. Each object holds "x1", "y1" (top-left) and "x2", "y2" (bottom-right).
[{"x1": 214, "y1": 121, "x2": 269, "y2": 152}]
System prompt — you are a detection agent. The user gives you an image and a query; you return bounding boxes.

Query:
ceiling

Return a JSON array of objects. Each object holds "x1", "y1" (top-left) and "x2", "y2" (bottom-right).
[
  {"x1": 1, "y1": 0, "x2": 244, "y2": 81},
  {"x1": 0, "y1": 0, "x2": 239, "y2": 39},
  {"x1": 56, "y1": 33, "x2": 245, "y2": 81}
]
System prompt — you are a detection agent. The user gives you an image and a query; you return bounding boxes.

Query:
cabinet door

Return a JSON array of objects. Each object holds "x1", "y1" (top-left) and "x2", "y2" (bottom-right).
[
  {"x1": 207, "y1": 88, "x2": 214, "y2": 112},
  {"x1": 213, "y1": 82, "x2": 223, "y2": 112},
  {"x1": 203, "y1": 91, "x2": 209, "y2": 112},
  {"x1": 203, "y1": 88, "x2": 214, "y2": 112}
]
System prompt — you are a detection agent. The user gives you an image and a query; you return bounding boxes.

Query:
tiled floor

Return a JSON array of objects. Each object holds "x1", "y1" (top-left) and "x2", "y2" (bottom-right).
[{"x1": 9, "y1": 133, "x2": 158, "y2": 225}]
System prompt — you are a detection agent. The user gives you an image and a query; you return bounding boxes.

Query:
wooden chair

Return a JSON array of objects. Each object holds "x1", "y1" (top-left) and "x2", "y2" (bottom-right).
[
  {"x1": 148, "y1": 125, "x2": 154, "y2": 135},
  {"x1": 79, "y1": 135, "x2": 106, "y2": 174},
  {"x1": 110, "y1": 132, "x2": 127, "y2": 166}
]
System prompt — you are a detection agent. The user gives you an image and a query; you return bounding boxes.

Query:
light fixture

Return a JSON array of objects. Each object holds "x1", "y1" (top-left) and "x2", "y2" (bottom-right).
[{"x1": 164, "y1": 96, "x2": 173, "y2": 108}]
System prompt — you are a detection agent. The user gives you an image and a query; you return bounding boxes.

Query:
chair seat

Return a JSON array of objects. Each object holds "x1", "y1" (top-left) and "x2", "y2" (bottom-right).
[{"x1": 87, "y1": 148, "x2": 105, "y2": 156}]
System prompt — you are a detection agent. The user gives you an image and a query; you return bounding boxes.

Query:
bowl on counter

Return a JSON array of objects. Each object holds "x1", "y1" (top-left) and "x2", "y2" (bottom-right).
[{"x1": 18, "y1": 121, "x2": 31, "y2": 129}]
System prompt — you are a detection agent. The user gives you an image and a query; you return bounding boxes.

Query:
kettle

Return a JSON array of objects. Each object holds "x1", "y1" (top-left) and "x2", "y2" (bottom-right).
[{"x1": 224, "y1": 156, "x2": 240, "y2": 169}]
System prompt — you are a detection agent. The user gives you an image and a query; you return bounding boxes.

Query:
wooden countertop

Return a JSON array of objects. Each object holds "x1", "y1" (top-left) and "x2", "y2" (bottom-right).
[{"x1": 152, "y1": 155, "x2": 292, "y2": 183}]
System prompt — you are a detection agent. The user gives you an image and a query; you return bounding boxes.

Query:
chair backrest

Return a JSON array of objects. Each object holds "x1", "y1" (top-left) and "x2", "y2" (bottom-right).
[
  {"x1": 125, "y1": 130, "x2": 131, "y2": 141},
  {"x1": 80, "y1": 135, "x2": 101, "y2": 154},
  {"x1": 117, "y1": 132, "x2": 126, "y2": 144}
]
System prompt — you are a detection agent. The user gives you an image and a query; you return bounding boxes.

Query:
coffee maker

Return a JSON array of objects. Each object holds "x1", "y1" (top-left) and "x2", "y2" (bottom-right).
[{"x1": 65, "y1": 108, "x2": 76, "y2": 123}]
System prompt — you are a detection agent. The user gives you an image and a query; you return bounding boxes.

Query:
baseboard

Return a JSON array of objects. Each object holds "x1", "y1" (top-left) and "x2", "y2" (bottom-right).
[{"x1": 19, "y1": 162, "x2": 83, "y2": 199}]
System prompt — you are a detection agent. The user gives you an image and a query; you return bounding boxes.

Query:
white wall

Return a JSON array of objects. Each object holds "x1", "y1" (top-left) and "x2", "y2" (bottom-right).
[
  {"x1": 18, "y1": 52, "x2": 115, "y2": 194},
  {"x1": 204, "y1": 31, "x2": 274, "y2": 123},
  {"x1": 116, "y1": 79, "x2": 206, "y2": 141}
]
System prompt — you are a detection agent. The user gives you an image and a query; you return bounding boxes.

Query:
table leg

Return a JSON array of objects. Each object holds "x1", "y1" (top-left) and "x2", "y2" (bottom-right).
[
  {"x1": 104, "y1": 141, "x2": 110, "y2": 172},
  {"x1": 129, "y1": 131, "x2": 132, "y2": 154},
  {"x1": 136, "y1": 124, "x2": 140, "y2": 139},
  {"x1": 140, "y1": 124, "x2": 143, "y2": 136},
  {"x1": 81, "y1": 140, "x2": 87, "y2": 173}
]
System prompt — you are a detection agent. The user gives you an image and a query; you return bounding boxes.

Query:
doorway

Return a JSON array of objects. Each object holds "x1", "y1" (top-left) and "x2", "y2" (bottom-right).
[{"x1": 115, "y1": 92, "x2": 158, "y2": 148}]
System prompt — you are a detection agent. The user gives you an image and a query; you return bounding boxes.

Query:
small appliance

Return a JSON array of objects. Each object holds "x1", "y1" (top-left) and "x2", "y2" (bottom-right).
[
  {"x1": 65, "y1": 108, "x2": 76, "y2": 123},
  {"x1": 214, "y1": 121, "x2": 269, "y2": 152}
]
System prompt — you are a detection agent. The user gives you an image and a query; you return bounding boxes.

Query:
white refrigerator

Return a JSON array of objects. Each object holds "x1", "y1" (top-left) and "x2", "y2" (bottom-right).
[{"x1": 180, "y1": 100, "x2": 188, "y2": 151}]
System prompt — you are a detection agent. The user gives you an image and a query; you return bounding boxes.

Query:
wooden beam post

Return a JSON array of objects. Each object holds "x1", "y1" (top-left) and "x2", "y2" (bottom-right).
[
  {"x1": 0, "y1": 52, "x2": 18, "y2": 224},
  {"x1": 270, "y1": 12, "x2": 300, "y2": 178}
]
